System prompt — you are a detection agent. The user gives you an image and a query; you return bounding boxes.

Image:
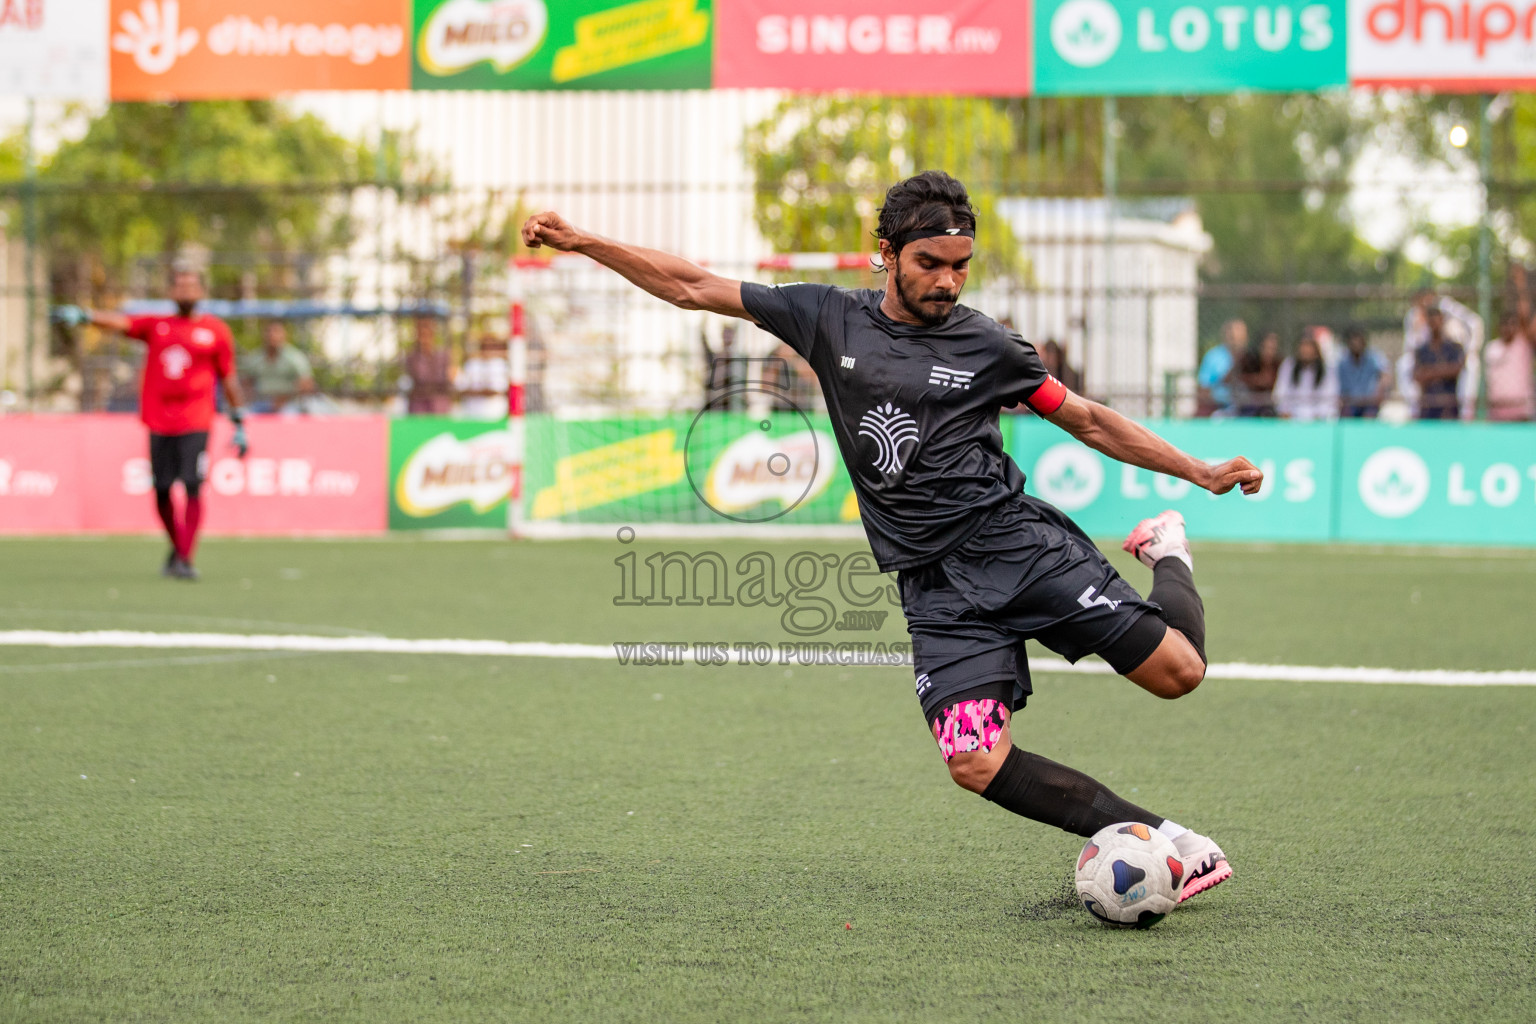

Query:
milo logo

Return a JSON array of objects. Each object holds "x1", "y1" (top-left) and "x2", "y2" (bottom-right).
[
  {"x1": 702, "y1": 428, "x2": 834, "y2": 521},
  {"x1": 395, "y1": 429, "x2": 519, "y2": 517},
  {"x1": 417, "y1": 0, "x2": 548, "y2": 76}
]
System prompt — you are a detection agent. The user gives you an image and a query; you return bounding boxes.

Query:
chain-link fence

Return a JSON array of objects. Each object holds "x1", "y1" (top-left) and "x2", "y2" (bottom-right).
[{"x1": 2, "y1": 92, "x2": 1528, "y2": 419}]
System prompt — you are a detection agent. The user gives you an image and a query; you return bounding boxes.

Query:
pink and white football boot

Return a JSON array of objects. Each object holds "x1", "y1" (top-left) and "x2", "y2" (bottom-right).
[
  {"x1": 1172, "y1": 830, "x2": 1232, "y2": 903},
  {"x1": 1122, "y1": 509, "x2": 1192, "y2": 570}
]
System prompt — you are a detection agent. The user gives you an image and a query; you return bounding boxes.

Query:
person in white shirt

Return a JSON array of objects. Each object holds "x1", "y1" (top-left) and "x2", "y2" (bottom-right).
[
  {"x1": 1274, "y1": 332, "x2": 1338, "y2": 421},
  {"x1": 457, "y1": 336, "x2": 510, "y2": 419}
]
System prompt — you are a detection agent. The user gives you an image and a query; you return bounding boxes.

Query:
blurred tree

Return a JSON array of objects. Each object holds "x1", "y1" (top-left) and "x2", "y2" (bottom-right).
[
  {"x1": 22, "y1": 100, "x2": 401, "y2": 306},
  {"x1": 746, "y1": 93, "x2": 1451, "y2": 343},
  {"x1": 745, "y1": 95, "x2": 1027, "y2": 284}
]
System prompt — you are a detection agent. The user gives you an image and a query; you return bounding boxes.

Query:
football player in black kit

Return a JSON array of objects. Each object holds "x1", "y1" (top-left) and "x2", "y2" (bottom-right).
[{"x1": 522, "y1": 171, "x2": 1261, "y2": 903}]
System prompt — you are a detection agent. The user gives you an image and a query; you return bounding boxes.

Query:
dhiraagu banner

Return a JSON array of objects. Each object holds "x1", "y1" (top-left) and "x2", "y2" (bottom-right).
[
  {"x1": 1033, "y1": 0, "x2": 1346, "y2": 94},
  {"x1": 389, "y1": 417, "x2": 519, "y2": 530},
  {"x1": 1008, "y1": 418, "x2": 1335, "y2": 540},
  {"x1": 412, "y1": 0, "x2": 712, "y2": 89},
  {"x1": 1337, "y1": 423, "x2": 1536, "y2": 546}
]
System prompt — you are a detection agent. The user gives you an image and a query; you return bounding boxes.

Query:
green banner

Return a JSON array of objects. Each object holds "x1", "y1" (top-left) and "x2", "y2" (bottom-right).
[
  {"x1": 516, "y1": 414, "x2": 1536, "y2": 547},
  {"x1": 389, "y1": 417, "x2": 516, "y2": 530},
  {"x1": 524, "y1": 412, "x2": 859, "y2": 526},
  {"x1": 1033, "y1": 0, "x2": 1346, "y2": 95},
  {"x1": 412, "y1": 0, "x2": 713, "y2": 90},
  {"x1": 1337, "y1": 423, "x2": 1536, "y2": 546},
  {"x1": 1008, "y1": 418, "x2": 1335, "y2": 540}
]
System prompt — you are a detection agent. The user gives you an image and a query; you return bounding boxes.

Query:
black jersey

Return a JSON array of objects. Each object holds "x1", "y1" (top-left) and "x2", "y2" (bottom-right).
[{"x1": 741, "y1": 283, "x2": 1066, "y2": 571}]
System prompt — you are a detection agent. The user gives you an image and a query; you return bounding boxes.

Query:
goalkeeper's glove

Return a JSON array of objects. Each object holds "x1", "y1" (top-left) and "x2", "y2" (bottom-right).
[
  {"x1": 50, "y1": 305, "x2": 90, "y2": 327},
  {"x1": 230, "y1": 407, "x2": 249, "y2": 458}
]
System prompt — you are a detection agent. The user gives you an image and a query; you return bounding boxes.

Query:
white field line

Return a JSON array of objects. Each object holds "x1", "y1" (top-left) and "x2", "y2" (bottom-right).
[{"x1": 1, "y1": 630, "x2": 1533, "y2": 687}]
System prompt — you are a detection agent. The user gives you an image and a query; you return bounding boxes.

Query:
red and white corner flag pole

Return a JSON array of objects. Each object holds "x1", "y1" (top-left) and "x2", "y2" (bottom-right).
[{"x1": 506, "y1": 298, "x2": 528, "y2": 537}]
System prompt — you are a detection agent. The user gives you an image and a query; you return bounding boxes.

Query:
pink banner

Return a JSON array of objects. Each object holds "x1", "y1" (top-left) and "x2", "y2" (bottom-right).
[
  {"x1": 0, "y1": 414, "x2": 388, "y2": 535},
  {"x1": 714, "y1": 1, "x2": 1031, "y2": 95}
]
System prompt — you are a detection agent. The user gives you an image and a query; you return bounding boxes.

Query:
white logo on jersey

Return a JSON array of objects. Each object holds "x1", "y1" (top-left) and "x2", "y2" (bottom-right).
[
  {"x1": 841, "y1": 356, "x2": 856, "y2": 370},
  {"x1": 191, "y1": 327, "x2": 215, "y2": 347},
  {"x1": 858, "y1": 402, "x2": 919, "y2": 475},
  {"x1": 1077, "y1": 585, "x2": 1121, "y2": 611},
  {"x1": 929, "y1": 366, "x2": 975, "y2": 390},
  {"x1": 159, "y1": 344, "x2": 192, "y2": 380}
]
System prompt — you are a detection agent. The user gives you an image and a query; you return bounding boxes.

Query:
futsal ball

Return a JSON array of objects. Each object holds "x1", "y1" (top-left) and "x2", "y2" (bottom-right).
[{"x1": 1075, "y1": 822, "x2": 1183, "y2": 929}]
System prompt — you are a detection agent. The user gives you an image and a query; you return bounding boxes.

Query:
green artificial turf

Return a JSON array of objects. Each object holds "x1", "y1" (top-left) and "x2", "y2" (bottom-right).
[{"x1": 2, "y1": 537, "x2": 1534, "y2": 1022}]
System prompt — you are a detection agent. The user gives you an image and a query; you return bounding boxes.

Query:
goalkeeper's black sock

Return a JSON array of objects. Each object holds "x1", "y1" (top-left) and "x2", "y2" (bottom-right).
[
  {"x1": 981, "y1": 747, "x2": 1164, "y2": 838},
  {"x1": 1150, "y1": 556, "x2": 1206, "y2": 665}
]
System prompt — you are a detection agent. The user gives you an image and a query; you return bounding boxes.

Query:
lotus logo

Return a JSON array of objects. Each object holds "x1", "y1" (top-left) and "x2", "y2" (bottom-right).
[
  {"x1": 1032, "y1": 443, "x2": 1104, "y2": 511},
  {"x1": 1358, "y1": 446, "x2": 1430, "y2": 519},
  {"x1": 1050, "y1": 0, "x2": 1122, "y2": 68}
]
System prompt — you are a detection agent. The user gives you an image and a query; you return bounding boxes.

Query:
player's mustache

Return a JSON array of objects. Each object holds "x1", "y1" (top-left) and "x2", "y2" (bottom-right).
[{"x1": 922, "y1": 291, "x2": 958, "y2": 303}]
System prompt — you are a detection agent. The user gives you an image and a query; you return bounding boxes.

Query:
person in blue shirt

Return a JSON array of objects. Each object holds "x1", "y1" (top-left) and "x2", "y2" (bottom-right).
[
  {"x1": 1413, "y1": 305, "x2": 1466, "y2": 420},
  {"x1": 1196, "y1": 319, "x2": 1248, "y2": 417},
  {"x1": 1335, "y1": 325, "x2": 1390, "y2": 418}
]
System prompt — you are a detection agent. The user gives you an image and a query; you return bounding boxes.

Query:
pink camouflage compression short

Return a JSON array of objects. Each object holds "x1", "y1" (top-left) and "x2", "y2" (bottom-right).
[{"x1": 931, "y1": 698, "x2": 1009, "y2": 762}]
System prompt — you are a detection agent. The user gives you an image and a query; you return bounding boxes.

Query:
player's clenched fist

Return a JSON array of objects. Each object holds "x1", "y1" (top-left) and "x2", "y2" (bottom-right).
[
  {"x1": 1203, "y1": 456, "x2": 1264, "y2": 496},
  {"x1": 522, "y1": 211, "x2": 585, "y2": 252}
]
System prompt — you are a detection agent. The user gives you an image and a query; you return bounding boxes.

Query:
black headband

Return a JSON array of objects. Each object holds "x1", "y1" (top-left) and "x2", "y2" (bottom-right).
[{"x1": 884, "y1": 226, "x2": 975, "y2": 251}]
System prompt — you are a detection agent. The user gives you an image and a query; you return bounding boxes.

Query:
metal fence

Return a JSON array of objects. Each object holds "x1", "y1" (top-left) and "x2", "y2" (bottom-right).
[{"x1": 0, "y1": 91, "x2": 1524, "y2": 418}]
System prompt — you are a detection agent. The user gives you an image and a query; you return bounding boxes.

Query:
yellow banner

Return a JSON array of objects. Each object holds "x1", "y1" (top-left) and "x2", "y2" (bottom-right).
[
  {"x1": 551, "y1": 0, "x2": 709, "y2": 83},
  {"x1": 531, "y1": 429, "x2": 684, "y2": 518}
]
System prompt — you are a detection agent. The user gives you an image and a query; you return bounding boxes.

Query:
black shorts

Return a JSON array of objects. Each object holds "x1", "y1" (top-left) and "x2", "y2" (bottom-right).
[
  {"x1": 148, "y1": 431, "x2": 209, "y2": 492},
  {"x1": 899, "y1": 493, "x2": 1167, "y2": 723}
]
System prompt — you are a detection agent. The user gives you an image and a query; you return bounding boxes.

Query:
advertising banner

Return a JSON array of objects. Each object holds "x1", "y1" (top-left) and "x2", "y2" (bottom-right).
[
  {"x1": 411, "y1": 0, "x2": 713, "y2": 90},
  {"x1": 108, "y1": 0, "x2": 410, "y2": 100},
  {"x1": 1347, "y1": 0, "x2": 1536, "y2": 89},
  {"x1": 0, "y1": 0, "x2": 109, "y2": 98},
  {"x1": 713, "y1": 0, "x2": 1032, "y2": 95},
  {"x1": 1010, "y1": 417, "x2": 1336, "y2": 540},
  {"x1": 389, "y1": 417, "x2": 519, "y2": 530},
  {"x1": 523, "y1": 413, "x2": 859, "y2": 526},
  {"x1": 0, "y1": 415, "x2": 388, "y2": 535},
  {"x1": 1337, "y1": 423, "x2": 1536, "y2": 545},
  {"x1": 1033, "y1": 0, "x2": 1346, "y2": 94}
]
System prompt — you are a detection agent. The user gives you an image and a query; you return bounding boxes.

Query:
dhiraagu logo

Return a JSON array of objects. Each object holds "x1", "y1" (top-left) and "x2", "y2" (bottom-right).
[
  {"x1": 1357, "y1": 446, "x2": 1430, "y2": 519},
  {"x1": 1051, "y1": 0, "x2": 1123, "y2": 67},
  {"x1": 1033, "y1": 443, "x2": 1105, "y2": 512}
]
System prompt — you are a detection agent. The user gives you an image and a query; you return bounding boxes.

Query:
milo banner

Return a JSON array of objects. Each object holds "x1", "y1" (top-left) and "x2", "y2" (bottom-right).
[
  {"x1": 1033, "y1": 0, "x2": 1346, "y2": 94},
  {"x1": 412, "y1": 0, "x2": 713, "y2": 89},
  {"x1": 523, "y1": 412, "x2": 859, "y2": 526},
  {"x1": 389, "y1": 417, "x2": 519, "y2": 530}
]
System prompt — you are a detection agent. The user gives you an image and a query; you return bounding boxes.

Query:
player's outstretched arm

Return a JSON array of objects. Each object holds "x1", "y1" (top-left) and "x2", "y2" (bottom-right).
[
  {"x1": 1046, "y1": 391, "x2": 1263, "y2": 496},
  {"x1": 521, "y1": 212, "x2": 751, "y2": 320}
]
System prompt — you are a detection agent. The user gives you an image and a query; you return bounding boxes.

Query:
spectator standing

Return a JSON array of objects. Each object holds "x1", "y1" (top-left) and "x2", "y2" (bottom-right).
[
  {"x1": 1400, "y1": 290, "x2": 1481, "y2": 417},
  {"x1": 1335, "y1": 325, "x2": 1390, "y2": 418},
  {"x1": 1485, "y1": 312, "x2": 1535, "y2": 422},
  {"x1": 1233, "y1": 331, "x2": 1281, "y2": 417},
  {"x1": 242, "y1": 321, "x2": 315, "y2": 413},
  {"x1": 1196, "y1": 319, "x2": 1247, "y2": 417},
  {"x1": 404, "y1": 317, "x2": 454, "y2": 415},
  {"x1": 1412, "y1": 305, "x2": 1466, "y2": 420},
  {"x1": 457, "y1": 335, "x2": 510, "y2": 419},
  {"x1": 1274, "y1": 332, "x2": 1337, "y2": 421}
]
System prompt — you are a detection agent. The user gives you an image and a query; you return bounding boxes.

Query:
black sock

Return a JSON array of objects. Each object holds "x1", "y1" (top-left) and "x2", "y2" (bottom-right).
[
  {"x1": 981, "y1": 747, "x2": 1164, "y2": 838},
  {"x1": 1150, "y1": 556, "x2": 1206, "y2": 664}
]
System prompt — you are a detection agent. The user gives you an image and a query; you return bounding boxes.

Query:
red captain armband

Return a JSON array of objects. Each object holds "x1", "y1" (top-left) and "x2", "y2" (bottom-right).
[{"x1": 1025, "y1": 375, "x2": 1068, "y2": 415}]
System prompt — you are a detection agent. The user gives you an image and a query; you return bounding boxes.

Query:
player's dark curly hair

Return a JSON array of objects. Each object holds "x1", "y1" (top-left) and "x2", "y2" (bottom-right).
[{"x1": 873, "y1": 170, "x2": 977, "y2": 271}]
